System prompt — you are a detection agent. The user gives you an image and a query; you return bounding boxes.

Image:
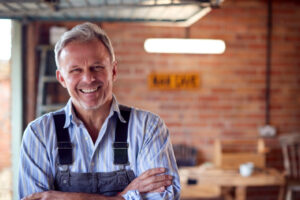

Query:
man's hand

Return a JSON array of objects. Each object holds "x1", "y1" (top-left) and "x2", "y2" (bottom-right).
[
  {"x1": 120, "y1": 167, "x2": 173, "y2": 195},
  {"x1": 21, "y1": 191, "x2": 124, "y2": 200}
]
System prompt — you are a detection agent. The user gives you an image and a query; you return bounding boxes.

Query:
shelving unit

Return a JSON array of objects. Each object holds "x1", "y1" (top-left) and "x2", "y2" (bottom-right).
[{"x1": 36, "y1": 45, "x2": 67, "y2": 117}]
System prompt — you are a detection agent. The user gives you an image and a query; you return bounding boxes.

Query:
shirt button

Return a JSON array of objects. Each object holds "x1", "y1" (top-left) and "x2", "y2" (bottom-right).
[
  {"x1": 85, "y1": 137, "x2": 89, "y2": 141},
  {"x1": 91, "y1": 162, "x2": 95, "y2": 166}
]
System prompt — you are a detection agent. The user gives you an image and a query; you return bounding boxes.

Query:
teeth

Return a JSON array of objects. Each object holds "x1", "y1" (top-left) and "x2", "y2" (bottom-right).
[{"x1": 80, "y1": 87, "x2": 98, "y2": 93}]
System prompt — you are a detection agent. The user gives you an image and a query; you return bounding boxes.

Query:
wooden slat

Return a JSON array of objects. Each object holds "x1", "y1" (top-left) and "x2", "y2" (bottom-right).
[
  {"x1": 258, "y1": 138, "x2": 267, "y2": 153},
  {"x1": 179, "y1": 166, "x2": 285, "y2": 187},
  {"x1": 279, "y1": 133, "x2": 300, "y2": 180},
  {"x1": 180, "y1": 184, "x2": 221, "y2": 199},
  {"x1": 221, "y1": 139, "x2": 260, "y2": 145},
  {"x1": 282, "y1": 145, "x2": 291, "y2": 176},
  {"x1": 290, "y1": 144, "x2": 298, "y2": 178},
  {"x1": 221, "y1": 153, "x2": 265, "y2": 169},
  {"x1": 214, "y1": 139, "x2": 221, "y2": 167},
  {"x1": 214, "y1": 139, "x2": 267, "y2": 170}
]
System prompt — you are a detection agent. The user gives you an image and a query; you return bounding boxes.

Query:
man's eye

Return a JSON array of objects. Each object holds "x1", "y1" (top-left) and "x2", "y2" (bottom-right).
[
  {"x1": 94, "y1": 66, "x2": 104, "y2": 70},
  {"x1": 70, "y1": 68, "x2": 81, "y2": 73}
]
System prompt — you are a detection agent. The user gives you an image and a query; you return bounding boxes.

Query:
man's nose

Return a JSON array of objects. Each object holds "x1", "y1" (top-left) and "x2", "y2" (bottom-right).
[{"x1": 82, "y1": 70, "x2": 96, "y2": 82}]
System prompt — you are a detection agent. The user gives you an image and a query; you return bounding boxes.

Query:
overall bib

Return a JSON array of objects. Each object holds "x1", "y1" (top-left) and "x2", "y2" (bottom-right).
[{"x1": 53, "y1": 105, "x2": 136, "y2": 196}]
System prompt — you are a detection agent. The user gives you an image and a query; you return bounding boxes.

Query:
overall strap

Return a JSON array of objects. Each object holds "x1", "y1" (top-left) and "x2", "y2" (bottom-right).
[
  {"x1": 53, "y1": 113, "x2": 73, "y2": 165},
  {"x1": 113, "y1": 105, "x2": 131, "y2": 165}
]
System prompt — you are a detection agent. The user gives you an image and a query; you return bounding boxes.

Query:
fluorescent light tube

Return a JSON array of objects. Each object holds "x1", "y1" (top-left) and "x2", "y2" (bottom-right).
[{"x1": 144, "y1": 38, "x2": 226, "y2": 54}]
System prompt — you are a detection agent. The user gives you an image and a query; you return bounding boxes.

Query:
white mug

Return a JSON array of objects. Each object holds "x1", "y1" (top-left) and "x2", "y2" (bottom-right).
[{"x1": 239, "y1": 162, "x2": 254, "y2": 177}]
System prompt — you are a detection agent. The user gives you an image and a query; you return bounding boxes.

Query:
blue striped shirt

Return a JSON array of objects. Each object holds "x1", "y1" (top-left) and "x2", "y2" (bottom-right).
[{"x1": 18, "y1": 96, "x2": 180, "y2": 199}]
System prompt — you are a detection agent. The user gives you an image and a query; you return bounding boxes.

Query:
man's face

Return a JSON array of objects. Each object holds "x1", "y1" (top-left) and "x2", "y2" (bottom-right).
[{"x1": 56, "y1": 39, "x2": 117, "y2": 112}]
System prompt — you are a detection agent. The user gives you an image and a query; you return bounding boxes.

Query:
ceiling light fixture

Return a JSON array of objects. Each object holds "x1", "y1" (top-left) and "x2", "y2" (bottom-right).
[{"x1": 144, "y1": 38, "x2": 226, "y2": 54}]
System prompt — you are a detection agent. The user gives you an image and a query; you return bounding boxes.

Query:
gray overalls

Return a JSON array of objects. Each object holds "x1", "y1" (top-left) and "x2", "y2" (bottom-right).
[{"x1": 53, "y1": 105, "x2": 136, "y2": 196}]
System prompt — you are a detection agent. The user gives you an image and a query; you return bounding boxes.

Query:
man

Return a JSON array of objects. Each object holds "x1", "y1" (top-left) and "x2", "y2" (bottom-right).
[{"x1": 19, "y1": 22, "x2": 180, "y2": 200}]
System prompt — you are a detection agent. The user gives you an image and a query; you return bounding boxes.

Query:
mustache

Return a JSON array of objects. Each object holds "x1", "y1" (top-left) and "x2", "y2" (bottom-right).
[{"x1": 77, "y1": 81, "x2": 103, "y2": 88}]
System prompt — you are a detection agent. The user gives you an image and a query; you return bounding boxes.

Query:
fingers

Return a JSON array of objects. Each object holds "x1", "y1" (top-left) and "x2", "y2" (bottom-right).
[
  {"x1": 137, "y1": 168, "x2": 173, "y2": 193},
  {"x1": 140, "y1": 176, "x2": 172, "y2": 193},
  {"x1": 139, "y1": 167, "x2": 166, "y2": 179},
  {"x1": 142, "y1": 174, "x2": 172, "y2": 186},
  {"x1": 121, "y1": 168, "x2": 173, "y2": 195},
  {"x1": 22, "y1": 192, "x2": 42, "y2": 200}
]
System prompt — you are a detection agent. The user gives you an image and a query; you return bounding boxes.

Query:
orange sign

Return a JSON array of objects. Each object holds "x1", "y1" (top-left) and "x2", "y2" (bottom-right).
[{"x1": 148, "y1": 73, "x2": 200, "y2": 90}]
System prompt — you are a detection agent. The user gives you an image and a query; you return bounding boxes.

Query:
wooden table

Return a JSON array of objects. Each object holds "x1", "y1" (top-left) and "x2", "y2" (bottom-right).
[{"x1": 179, "y1": 165, "x2": 285, "y2": 200}]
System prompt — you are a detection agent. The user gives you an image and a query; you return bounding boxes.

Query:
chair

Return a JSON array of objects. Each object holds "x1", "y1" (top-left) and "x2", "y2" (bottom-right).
[
  {"x1": 214, "y1": 138, "x2": 268, "y2": 170},
  {"x1": 279, "y1": 133, "x2": 300, "y2": 200},
  {"x1": 173, "y1": 144, "x2": 198, "y2": 168},
  {"x1": 213, "y1": 139, "x2": 270, "y2": 200}
]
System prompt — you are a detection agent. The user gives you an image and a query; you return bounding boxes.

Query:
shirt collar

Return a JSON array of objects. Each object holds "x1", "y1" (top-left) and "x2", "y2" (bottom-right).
[
  {"x1": 111, "y1": 95, "x2": 127, "y2": 123},
  {"x1": 63, "y1": 95, "x2": 126, "y2": 128}
]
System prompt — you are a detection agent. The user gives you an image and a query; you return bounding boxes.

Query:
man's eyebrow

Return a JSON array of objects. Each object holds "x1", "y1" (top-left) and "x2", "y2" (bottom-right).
[
  {"x1": 69, "y1": 65, "x2": 80, "y2": 69},
  {"x1": 91, "y1": 61, "x2": 104, "y2": 65}
]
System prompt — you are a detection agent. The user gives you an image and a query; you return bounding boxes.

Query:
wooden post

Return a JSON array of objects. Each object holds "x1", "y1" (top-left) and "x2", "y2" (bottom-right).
[
  {"x1": 214, "y1": 139, "x2": 221, "y2": 167},
  {"x1": 235, "y1": 186, "x2": 247, "y2": 200},
  {"x1": 26, "y1": 21, "x2": 39, "y2": 124}
]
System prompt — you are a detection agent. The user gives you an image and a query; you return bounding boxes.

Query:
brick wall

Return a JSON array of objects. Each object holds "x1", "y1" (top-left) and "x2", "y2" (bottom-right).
[
  {"x1": 100, "y1": 0, "x2": 300, "y2": 169},
  {"x1": 103, "y1": 1, "x2": 299, "y2": 198}
]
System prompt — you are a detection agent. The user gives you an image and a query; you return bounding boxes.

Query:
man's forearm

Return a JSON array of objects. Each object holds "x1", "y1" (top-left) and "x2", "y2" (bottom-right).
[
  {"x1": 22, "y1": 191, "x2": 124, "y2": 200},
  {"x1": 76, "y1": 192, "x2": 124, "y2": 200}
]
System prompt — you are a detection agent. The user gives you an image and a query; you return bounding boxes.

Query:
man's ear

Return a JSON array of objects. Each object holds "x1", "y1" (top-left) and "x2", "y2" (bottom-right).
[
  {"x1": 112, "y1": 60, "x2": 118, "y2": 82},
  {"x1": 56, "y1": 69, "x2": 67, "y2": 88}
]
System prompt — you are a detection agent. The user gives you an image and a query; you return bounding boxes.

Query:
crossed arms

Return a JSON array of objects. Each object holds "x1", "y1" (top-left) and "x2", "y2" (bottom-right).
[
  {"x1": 19, "y1": 114, "x2": 180, "y2": 200},
  {"x1": 22, "y1": 168, "x2": 173, "y2": 200}
]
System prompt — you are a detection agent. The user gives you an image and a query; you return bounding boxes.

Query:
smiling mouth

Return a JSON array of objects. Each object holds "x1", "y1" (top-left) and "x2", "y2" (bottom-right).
[{"x1": 79, "y1": 86, "x2": 100, "y2": 94}]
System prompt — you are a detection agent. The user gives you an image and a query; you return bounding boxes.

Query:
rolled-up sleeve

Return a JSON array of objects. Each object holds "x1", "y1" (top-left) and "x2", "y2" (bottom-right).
[{"x1": 135, "y1": 115, "x2": 181, "y2": 200}]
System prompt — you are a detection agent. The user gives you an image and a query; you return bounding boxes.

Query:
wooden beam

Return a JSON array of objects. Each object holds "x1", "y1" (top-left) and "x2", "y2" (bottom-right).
[{"x1": 25, "y1": 21, "x2": 39, "y2": 124}]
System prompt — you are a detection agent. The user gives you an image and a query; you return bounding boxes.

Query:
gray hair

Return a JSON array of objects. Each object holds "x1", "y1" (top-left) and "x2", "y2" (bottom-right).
[{"x1": 54, "y1": 22, "x2": 115, "y2": 68}]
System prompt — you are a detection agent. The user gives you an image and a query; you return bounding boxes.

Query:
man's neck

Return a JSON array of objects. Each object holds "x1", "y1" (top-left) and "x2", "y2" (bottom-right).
[{"x1": 73, "y1": 100, "x2": 113, "y2": 143}]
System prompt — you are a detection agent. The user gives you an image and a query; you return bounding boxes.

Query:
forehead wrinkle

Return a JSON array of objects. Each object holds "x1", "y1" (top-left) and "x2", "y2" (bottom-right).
[{"x1": 60, "y1": 39, "x2": 112, "y2": 69}]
